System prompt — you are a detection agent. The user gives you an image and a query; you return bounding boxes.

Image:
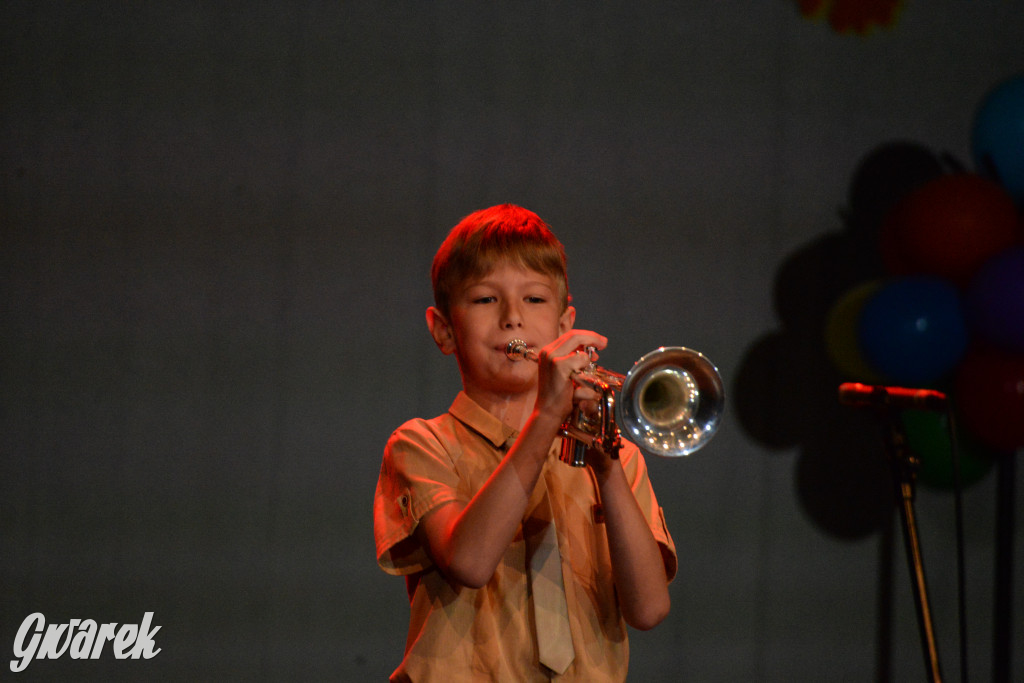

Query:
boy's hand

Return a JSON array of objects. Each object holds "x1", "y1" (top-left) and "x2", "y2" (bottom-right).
[{"x1": 533, "y1": 330, "x2": 608, "y2": 422}]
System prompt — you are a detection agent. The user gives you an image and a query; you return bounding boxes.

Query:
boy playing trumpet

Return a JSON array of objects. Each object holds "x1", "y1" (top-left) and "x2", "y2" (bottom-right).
[{"x1": 374, "y1": 204, "x2": 675, "y2": 681}]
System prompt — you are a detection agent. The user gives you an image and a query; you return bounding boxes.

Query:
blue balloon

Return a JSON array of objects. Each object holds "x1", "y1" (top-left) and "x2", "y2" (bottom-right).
[
  {"x1": 857, "y1": 277, "x2": 968, "y2": 385},
  {"x1": 972, "y1": 74, "x2": 1024, "y2": 206}
]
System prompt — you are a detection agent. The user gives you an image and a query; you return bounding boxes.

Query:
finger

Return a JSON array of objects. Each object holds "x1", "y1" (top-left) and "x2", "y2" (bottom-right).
[
  {"x1": 549, "y1": 329, "x2": 608, "y2": 357},
  {"x1": 537, "y1": 347, "x2": 587, "y2": 377},
  {"x1": 564, "y1": 348, "x2": 595, "y2": 377}
]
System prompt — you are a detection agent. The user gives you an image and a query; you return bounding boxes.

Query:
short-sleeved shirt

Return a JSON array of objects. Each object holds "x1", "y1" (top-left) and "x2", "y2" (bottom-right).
[{"x1": 374, "y1": 391, "x2": 677, "y2": 682}]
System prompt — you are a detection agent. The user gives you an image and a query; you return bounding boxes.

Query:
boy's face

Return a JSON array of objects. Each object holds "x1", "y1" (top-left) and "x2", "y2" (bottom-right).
[{"x1": 427, "y1": 261, "x2": 574, "y2": 399}]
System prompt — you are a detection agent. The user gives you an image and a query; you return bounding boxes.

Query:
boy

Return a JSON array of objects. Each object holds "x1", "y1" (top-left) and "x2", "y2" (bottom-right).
[{"x1": 374, "y1": 204, "x2": 676, "y2": 681}]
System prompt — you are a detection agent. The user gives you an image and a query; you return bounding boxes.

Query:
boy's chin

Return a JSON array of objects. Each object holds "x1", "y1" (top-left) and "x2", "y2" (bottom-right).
[
  {"x1": 491, "y1": 374, "x2": 536, "y2": 395},
  {"x1": 467, "y1": 370, "x2": 536, "y2": 396}
]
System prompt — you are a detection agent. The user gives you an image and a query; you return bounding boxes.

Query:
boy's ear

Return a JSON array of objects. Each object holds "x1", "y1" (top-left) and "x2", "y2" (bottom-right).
[
  {"x1": 426, "y1": 306, "x2": 457, "y2": 355},
  {"x1": 558, "y1": 305, "x2": 576, "y2": 334}
]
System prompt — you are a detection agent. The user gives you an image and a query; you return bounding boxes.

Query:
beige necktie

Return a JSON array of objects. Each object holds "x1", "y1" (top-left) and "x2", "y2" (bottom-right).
[{"x1": 527, "y1": 478, "x2": 574, "y2": 674}]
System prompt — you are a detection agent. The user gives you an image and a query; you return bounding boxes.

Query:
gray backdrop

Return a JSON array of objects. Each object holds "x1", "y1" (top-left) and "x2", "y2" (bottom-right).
[{"x1": 3, "y1": 2, "x2": 1023, "y2": 680}]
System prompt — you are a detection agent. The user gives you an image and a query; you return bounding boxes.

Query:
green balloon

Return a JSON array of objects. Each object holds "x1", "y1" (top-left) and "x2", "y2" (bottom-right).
[{"x1": 902, "y1": 410, "x2": 996, "y2": 490}]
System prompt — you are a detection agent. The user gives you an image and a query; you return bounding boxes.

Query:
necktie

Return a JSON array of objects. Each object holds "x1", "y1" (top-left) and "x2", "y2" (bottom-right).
[{"x1": 527, "y1": 478, "x2": 574, "y2": 674}]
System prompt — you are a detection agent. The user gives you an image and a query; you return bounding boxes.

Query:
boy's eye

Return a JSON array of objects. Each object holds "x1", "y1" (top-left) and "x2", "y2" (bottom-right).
[
  {"x1": 526, "y1": 296, "x2": 546, "y2": 304},
  {"x1": 472, "y1": 296, "x2": 496, "y2": 304}
]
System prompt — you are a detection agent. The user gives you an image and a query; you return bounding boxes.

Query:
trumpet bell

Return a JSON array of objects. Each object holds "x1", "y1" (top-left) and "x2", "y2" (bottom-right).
[{"x1": 618, "y1": 347, "x2": 724, "y2": 458}]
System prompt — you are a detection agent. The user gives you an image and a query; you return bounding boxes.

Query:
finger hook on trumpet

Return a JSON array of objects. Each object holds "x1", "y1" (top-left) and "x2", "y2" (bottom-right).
[{"x1": 504, "y1": 338, "x2": 724, "y2": 466}]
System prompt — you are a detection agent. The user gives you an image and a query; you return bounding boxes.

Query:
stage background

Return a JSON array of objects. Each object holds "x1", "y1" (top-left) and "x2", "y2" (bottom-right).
[{"x1": 3, "y1": 2, "x2": 1022, "y2": 680}]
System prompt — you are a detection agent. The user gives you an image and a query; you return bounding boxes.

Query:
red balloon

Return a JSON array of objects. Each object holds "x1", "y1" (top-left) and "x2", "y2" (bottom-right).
[
  {"x1": 884, "y1": 174, "x2": 1021, "y2": 285},
  {"x1": 954, "y1": 348, "x2": 1024, "y2": 452}
]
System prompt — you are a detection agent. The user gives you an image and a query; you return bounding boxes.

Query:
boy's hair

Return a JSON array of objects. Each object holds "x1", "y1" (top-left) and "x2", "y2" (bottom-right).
[{"x1": 431, "y1": 204, "x2": 570, "y2": 315}]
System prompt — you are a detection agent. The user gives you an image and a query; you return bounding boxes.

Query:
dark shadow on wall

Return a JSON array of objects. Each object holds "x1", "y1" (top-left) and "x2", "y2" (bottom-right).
[{"x1": 732, "y1": 140, "x2": 960, "y2": 540}]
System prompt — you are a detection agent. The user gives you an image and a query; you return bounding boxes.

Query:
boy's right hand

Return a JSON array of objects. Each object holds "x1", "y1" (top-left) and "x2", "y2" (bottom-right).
[{"x1": 533, "y1": 330, "x2": 608, "y2": 422}]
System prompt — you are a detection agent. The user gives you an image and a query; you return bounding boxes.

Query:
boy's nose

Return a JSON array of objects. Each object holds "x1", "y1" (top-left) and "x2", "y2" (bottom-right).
[{"x1": 501, "y1": 302, "x2": 523, "y2": 328}]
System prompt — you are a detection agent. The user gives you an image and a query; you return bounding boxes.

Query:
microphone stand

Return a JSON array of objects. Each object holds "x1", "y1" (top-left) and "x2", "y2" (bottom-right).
[{"x1": 880, "y1": 411, "x2": 944, "y2": 682}]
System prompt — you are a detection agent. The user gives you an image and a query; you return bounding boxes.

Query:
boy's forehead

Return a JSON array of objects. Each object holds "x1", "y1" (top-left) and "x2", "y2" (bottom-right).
[{"x1": 466, "y1": 262, "x2": 558, "y2": 285}]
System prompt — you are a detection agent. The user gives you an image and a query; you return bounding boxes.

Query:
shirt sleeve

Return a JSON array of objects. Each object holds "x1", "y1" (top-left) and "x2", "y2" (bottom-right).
[
  {"x1": 373, "y1": 419, "x2": 465, "y2": 576},
  {"x1": 618, "y1": 443, "x2": 678, "y2": 582}
]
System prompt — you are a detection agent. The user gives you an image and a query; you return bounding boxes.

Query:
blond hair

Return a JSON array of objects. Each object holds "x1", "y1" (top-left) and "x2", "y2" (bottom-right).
[{"x1": 431, "y1": 204, "x2": 570, "y2": 315}]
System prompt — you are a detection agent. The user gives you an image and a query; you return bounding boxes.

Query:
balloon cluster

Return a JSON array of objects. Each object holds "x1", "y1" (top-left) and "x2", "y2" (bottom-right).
[{"x1": 826, "y1": 74, "x2": 1024, "y2": 488}]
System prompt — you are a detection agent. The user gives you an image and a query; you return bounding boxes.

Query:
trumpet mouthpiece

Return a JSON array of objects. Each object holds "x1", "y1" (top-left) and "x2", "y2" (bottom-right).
[{"x1": 505, "y1": 339, "x2": 534, "y2": 362}]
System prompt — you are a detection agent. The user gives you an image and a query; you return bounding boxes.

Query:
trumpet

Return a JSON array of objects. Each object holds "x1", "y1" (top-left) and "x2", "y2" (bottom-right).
[{"x1": 505, "y1": 339, "x2": 724, "y2": 466}]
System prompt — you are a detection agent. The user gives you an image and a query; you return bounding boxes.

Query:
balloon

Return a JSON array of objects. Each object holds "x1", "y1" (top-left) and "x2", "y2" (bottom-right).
[
  {"x1": 881, "y1": 174, "x2": 1019, "y2": 285},
  {"x1": 966, "y1": 246, "x2": 1024, "y2": 353},
  {"x1": 858, "y1": 277, "x2": 968, "y2": 385},
  {"x1": 902, "y1": 410, "x2": 996, "y2": 490},
  {"x1": 973, "y1": 74, "x2": 1024, "y2": 206},
  {"x1": 824, "y1": 281, "x2": 886, "y2": 381},
  {"x1": 954, "y1": 348, "x2": 1024, "y2": 452}
]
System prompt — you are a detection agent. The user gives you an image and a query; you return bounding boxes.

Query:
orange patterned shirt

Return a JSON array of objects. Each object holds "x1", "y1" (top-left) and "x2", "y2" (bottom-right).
[{"x1": 374, "y1": 391, "x2": 677, "y2": 682}]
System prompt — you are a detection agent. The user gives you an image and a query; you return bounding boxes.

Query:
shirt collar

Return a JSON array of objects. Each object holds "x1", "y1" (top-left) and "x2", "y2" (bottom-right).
[{"x1": 449, "y1": 391, "x2": 519, "y2": 449}]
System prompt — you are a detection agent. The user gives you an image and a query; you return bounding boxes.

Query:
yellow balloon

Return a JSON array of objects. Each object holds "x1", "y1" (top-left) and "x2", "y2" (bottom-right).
[{"x1": 824, "y1": 280, "x2": 887, "y2": 382}]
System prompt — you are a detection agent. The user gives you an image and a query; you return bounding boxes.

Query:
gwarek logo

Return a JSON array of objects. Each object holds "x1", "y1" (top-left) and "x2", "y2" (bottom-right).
[{"x1": 10, "y1": 612, "x2": 161, "y2": 673}]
